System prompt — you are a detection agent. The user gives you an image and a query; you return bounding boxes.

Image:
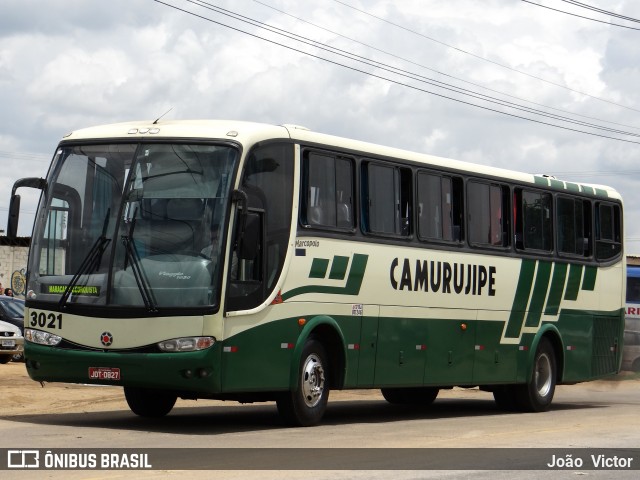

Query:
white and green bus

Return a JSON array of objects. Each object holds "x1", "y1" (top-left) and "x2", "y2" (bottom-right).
[{"x1": 9, "y1": 120, "x2": 625, "y2": 426}]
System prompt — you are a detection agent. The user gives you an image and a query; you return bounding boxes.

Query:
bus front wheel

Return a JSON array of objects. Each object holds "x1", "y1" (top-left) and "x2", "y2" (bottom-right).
[
  {"x1": 124, "y1": 387, "x2": 177, "y2": 417},
  {"x1": 515, "y1": 337, "x2": 556, "y2": 412},
  {"x1": 277, "y1": 338, "x2": 329, "y2": 427}
]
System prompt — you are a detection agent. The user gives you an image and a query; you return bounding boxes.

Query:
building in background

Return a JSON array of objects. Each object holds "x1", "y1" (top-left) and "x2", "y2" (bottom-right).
[{"x1": 0, "y1": 236, "x2": 29, "y2": 298}]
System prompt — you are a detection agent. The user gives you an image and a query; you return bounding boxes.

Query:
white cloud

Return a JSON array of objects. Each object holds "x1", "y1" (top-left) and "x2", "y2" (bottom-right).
[{"x1": 0, "y1": 0, "x2": 639, "y2": 245}]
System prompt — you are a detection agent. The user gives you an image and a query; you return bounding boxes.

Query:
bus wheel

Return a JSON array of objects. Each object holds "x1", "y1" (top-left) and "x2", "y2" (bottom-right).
[
  {"x1": 515, "y1": 337, "x2": 556, "y2": 412},
  {"x1": 381, "y1": 387, "x2": 439, "y2": 405},
  {"x1": 276, "y1": 338, "x2": 329, "y2": 427},
  {"x1": 124, "y1": 387, "x2": 177, "y2": 418}
]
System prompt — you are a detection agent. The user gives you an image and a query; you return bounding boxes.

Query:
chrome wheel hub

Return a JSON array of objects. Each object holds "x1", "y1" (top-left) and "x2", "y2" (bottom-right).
[{"x1": 301, "y1": 353, "x2": 325, "y2": 407}]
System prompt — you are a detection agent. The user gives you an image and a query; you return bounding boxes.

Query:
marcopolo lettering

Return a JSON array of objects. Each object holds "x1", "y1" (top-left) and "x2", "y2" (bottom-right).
[{"x1": 389, "y1": 258, "x2": 497, "y2": 296}]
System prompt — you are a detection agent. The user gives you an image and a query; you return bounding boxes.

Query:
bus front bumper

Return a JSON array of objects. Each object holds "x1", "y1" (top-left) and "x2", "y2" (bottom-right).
[{"x1": 24, "y1": 342, "x2": 222, "y2": 394}]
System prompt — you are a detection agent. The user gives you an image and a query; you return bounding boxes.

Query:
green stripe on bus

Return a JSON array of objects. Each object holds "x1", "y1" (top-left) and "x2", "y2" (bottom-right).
[
  {"x1": 595, "y1": 188, "x2": 608, "y2": 198},
  {"x1": 534, "y1": 176, "x2": 549, "y2": 187},
  {"x1": 504, "y1": 259, "x2": 536, "y2": 338},
  {"x1": 565, "y1": 182, "x2": 580, "y2": 192},
  {"x1": 564, "y1": 264, "x2": 583, "y2": 301},
  {"x1": 309, "y1": 258, "x2": 329, "y2": 279},
  {"x1": 544, "y1": 262, "x2": 568, "y2": 316},
  {"x1": 582, "y1": 266, "x2": 597, "y2": 291},
  {"x1": 525, "y1": 261, "x2": 552, "y2": 327},
  {"x1": 550, "y1": 179, "x2": 564, "y2": 190},
  {"x1": 581, "y1": 185, "x2": 595, "y2": 195},
  {"x1": 329, "y1": 256, "x2": 350, "y2": 280},
  {"x1": 283, "y1": 254, "x2": 369, "y2": 300}
]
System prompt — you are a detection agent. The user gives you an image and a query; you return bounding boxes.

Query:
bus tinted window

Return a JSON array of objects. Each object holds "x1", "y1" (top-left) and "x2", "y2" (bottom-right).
[
  {"x1": 417, "y1": 172, "x2": 462, "y2": 242},
  {"x1": 363, "y1": 162, "x2": 411, "y2": 237},
  {"x1": 468, "y1": 181, "x2": 509, "y2": 247},
  {"x1": 302, "y1": 152, "x2": 354, "y2": 230},
  {"x1": 523, "y1": 190, "x2": 552, "y2": 251},
  {"x1": 596, "y1": 202, "x2": 622, "y2": 260},
  {"x1": 557, "y1": 196, "x2": 591, "y2": 257}
]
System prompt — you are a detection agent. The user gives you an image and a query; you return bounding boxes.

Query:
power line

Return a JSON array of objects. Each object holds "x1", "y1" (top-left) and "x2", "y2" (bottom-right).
[
  {"x1": 333, "y1": 0, "x2": 640, "y2": 114},
  {"x1": 559, "y1": 0, "x2": 640, "y2": 24},
  {"x1": 254, "y1": 0, "x2": 640, "y2": 134},
  {"x1": 199, "y1": 1, "x2": 640, "y2": 139},
  {"x1": 0, "y1": 151, "x2": 50, "y2": 162},
  {"x1": 154, "y1": 0, "x2": 640, "y2": 145},
  {"x1": 522, "y1": 0, "x2": 640, "y2": 31},
  {"x1": 546, "y1": 170, "x2": 640, "y2": 177}
]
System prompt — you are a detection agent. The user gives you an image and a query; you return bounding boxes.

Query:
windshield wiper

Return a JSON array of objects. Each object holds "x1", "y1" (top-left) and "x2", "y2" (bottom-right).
[
  {"x1": 59, "y1": 209, "x2": 111, "y2": 309},
  {"x1": 121, "y1": 208, "x2": 158, "y2": 312}
]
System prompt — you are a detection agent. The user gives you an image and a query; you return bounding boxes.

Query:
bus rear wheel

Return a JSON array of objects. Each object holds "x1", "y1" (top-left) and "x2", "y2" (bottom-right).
[
  {"x1": 276, "y1": 338, "x2": 329, "y2": 427},
  {"x1": 381, "y1": 387, "x2": 439, "y2": 405},
  {"x1": 515, "y1": 337, "x2": 556, "y2": 412},
  {"x1": 124, "y1": 387, "x2": 177, "y2": 417}
]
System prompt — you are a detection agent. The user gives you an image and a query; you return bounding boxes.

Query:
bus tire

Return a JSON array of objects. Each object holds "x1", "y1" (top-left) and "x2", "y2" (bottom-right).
[
  {"x1": 515, "y1": 337, "x2": 556, "y2": 412},
  {"x1": 276, "y1": 338, "x2": 329, "y2": 427},
  {"x1": 124, "y1": 387, "x2": 177, "y2": 418},
  {"x1": 381, "y1": 387, "x2": 439, "y2": 405}
]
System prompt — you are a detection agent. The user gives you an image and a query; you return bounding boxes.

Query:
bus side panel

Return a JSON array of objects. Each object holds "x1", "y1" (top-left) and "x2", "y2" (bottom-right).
[
  {"x1": 220, "y1": 310, "x2": 365, "y2": 392},
  {"x1": 423, "y1": 318, "x2": 476, "y2": 386},
  {"x1": 329, "y1": 312, "x2": 367, "y2": 389},
  {"x1": 373, "y1": 314, "x2": 428, "y2": 386},
  {"x1": 472, "y1": 320, "x2": 518, "y2": 384},
  {"x1": 355, "y1": 315, "x2": 378, "y2": 387},
  {"x1": 555, "y1": 310, "x2": 622, "y2": 382},
  {"x1": 220, "y1": 317, "x2": 299, "y2": 393}
]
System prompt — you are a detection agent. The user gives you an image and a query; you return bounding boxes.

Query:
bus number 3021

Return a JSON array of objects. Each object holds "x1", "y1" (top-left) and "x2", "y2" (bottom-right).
[{"x1": 30, "y1": 311, "x2": 63, "y2": 329}]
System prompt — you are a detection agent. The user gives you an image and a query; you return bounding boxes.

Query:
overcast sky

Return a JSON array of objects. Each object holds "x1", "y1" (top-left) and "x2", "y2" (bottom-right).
[{"x1": 1, "y1": 0, "x2": 640, "y2": 249}]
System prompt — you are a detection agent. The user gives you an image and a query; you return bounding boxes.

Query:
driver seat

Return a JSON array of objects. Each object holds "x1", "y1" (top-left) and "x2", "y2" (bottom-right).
[{"x1": 147, "y1": 198, "x2": 204, "y2": 254}]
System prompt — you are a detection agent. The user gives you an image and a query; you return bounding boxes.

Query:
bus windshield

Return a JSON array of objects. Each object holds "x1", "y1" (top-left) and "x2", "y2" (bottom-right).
[{"x1": 27, "y1": 142, "x2": 238, "y2": 310}]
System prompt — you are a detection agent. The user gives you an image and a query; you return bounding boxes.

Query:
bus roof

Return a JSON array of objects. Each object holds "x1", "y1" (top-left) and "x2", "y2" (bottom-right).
[{"x1": 61, "y1": 119, "x2": 621, "y2": 201}]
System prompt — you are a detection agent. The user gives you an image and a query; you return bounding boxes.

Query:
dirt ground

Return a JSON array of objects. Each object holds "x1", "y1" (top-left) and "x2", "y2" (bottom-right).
[
  {"x1": 0, "y1": 361, "x2": 388, "y2": 416},
  {"x1": 2, "y1": 360, "x2": 638, "y2": 418},
  {"x1": 0, "y1": 361, "x2": 130, "y2": 416}
]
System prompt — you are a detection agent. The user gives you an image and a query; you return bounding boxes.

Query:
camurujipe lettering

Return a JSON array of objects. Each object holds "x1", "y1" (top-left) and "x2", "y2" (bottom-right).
[{"x1": 390, "y1": 258, "x2": 497, "y2": 296}]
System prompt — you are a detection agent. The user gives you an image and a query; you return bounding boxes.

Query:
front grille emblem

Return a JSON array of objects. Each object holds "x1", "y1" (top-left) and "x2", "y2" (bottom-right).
[{"x1": 100, "y1": 332, "x2": 113, "y2": 347}]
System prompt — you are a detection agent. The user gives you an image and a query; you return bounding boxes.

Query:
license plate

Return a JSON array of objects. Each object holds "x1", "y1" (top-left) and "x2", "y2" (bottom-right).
[
  {"x1": 88, "y1": 367, "x2": 121, "y2": 381},
  {"x1": 1, "y1": 339, "x2": 16, "y2": 347}
]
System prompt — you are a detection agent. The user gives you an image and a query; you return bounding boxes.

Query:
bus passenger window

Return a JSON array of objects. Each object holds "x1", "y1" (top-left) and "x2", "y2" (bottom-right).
[
  {"x1": 301, "y1": 152, "x2": 354, "y2": 230},
  {"x1": 468, "y1": 181, "x2": 509, "y2": 248},
  {"x1": 557, "y1": 196, "x2": 591, "y2": 257},
  {"x1": 362, "y1": 162, "x2": 412, "y2": 237},
  {"x1": 417, "y1": 172, "x2": 463, "y2": 243},
  {"x1": 514, "y1": 188, "x2": 552, "y2": 252},
  {"x1": 595, "y1": 202, "x2": 622, "y2": 261}
]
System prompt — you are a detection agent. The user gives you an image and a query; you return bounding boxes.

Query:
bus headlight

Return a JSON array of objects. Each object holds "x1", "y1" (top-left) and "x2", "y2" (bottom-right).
[
  {"x1": 157, "y1": 336, "x2": 215, "y2": 352},
  {"x1": 25, "y1": 328, "x2": 62, "y2": 346}
]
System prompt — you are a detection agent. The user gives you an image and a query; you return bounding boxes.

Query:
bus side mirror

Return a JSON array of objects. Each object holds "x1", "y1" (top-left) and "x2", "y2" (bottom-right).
[
  {"x1": 7, "y1": 177, "x2": 47, "y2": 239},
  {"x1": 7, "y1": 195, "x2": 21, "y2": 239}
]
